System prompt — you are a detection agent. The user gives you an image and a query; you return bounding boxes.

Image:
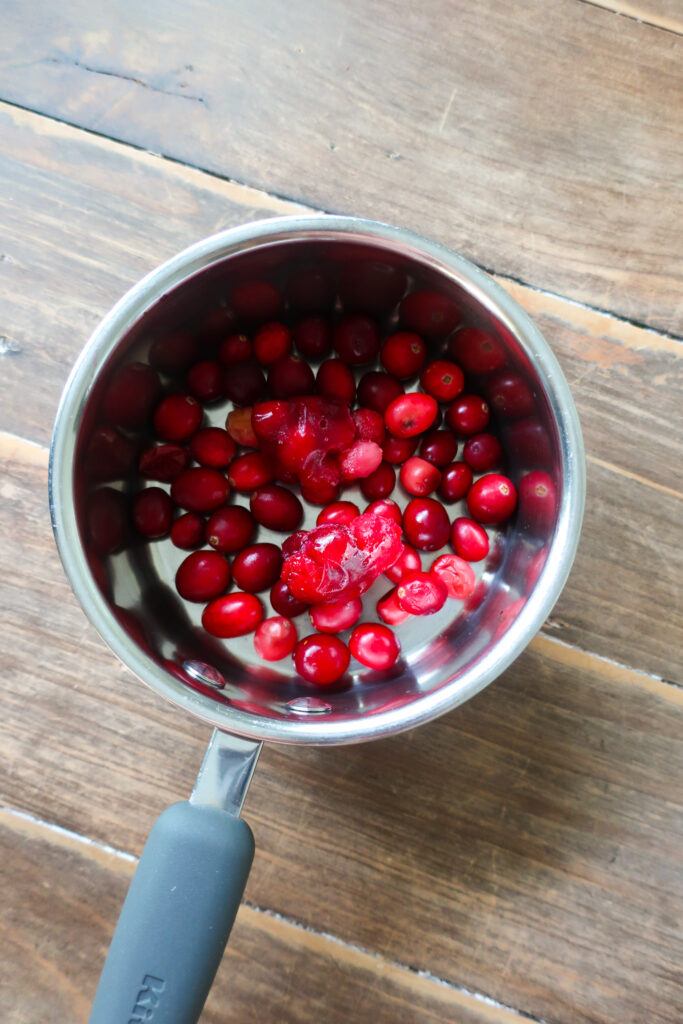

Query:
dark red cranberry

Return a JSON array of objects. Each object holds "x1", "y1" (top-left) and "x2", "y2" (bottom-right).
[
  {"x1": 380, "y1": 332, "x2": 427, "y2": 379},
  {"x1": 249, "y1": 483, "x2": 304, "y2": 531},
  {"x1": 268, "y1": 354, "x2": 316, "y2": 399},
  {"x1": 87, "y1": 487, "x2": 127, "y2": 555},
  {"x1": 218, "y1": 333, "x2": 252, "y2": 365},
  {"x1": 138, "y1": 443, "x2": 190, "y2": 484},
  {"x1": 337, "y1": 261, "x2": 406, "y2": 314},
  {"x1": 202, "y1": 592, "x2": 264, "y2": 637},
  {"x1": 431, "y1": 554, "x2": 476, "y2": 599},
  {"x1": 187, "y1": 360, "x2": 224, "y2": 403},
  {"x1": 466, "y1": 474, "x2": 517, "y2": 524},
  {"x1": 463, "y1": 433, "x2": 503, "y2": 472},
  {"x1": 206, "y1": 506, "x2": 256, "y2": 553},
  {"x1": 396, "y1": 571, "x2": 448, "y2": 614},
  {"x1": 357, "y1": 371, "x2": 404, "y2": 413},
  {"x1": 270, "y1": 579, "x2": 309, "y2": 618},
  {"x1": 286, "y1": 267, "x2": 334, "y2": 312},
  {"x1": 361, "y1": 462, "x2": 396, "y2": 501},
  {"x1": 384, "y1": 544, "x2": 422, "y2": 583},
  {"x1": 352, "y1": 408, "x2": 386, "y2": 445},
  {"x1": 310, "y1": 596, "x2": 363, "y2": 633},
  {"x1": 189, "y1": 428, "x2": 237, "y2": 468},
  {"x1": 103, "y1": 363, "x2": 161, "y2": 428},
  {"x1": 149, "y1": 331, "x2": 196, "y2": 373},
  {"x1": 228, "y1": 453, "x2": 275, "y2": 493},
  {"x1": 518, "y1": 471, "x2": 557, "y2": 532},
  {"x1": 448, "y1": 327, "x2": 506, "y2": 374},
  {"x1": 419, "y1": 360, "x2": 465, "y2": 402},
  {"x1": 399, "y1": 291, "x2": 460, "y2": 337},
  {"x1": 175, "y1": 550, "x2": 231, "y2": 602},
  {"x1": 349, "y1": 623, "x2": 400, "y2": 670},
  {"x1": 171, "y1": 512, "x2": 205, "y2": 550},
  {"x1": 293, "y1": 316, "x2": 333, "y2": 360},
  {"x1": 293, "y1": 634, "x2": 350, "y2": 685},
  {"x1": 438, "y1": 462, "x2": 474, "y2": 503},
  {"x1": 132, "y1": 487, "x2": 173, "y2": 538},
  {"x1": 171, "y1": 467, "x2": 229, "y2": 513},
  {"x1": 229, "y1": 280, "x2": 283, "y2": 321},
  {"x1": 254, "y1": 322, "x2": 292, "y2": 365},
  {"x1": 403, "y1": 498, "x2": 451, "y2": 550},
  {"x1": 339, "y1": 441, "x2": 383, "y2": 481},
  {"x1": 445, "y1": 394, "x2": 491, "y2": 435},
  {"x1": 385, "y1": 393, "x2": 438, "y2": 438},
  {"x1": 85, "y1": 426, "x2": 137, "y2": 482},
  {"x1": 254, "y1": 617, "x2": 298, "y2": 660},
  {"x1": 399, "y1": 457, "x2": 441, "y2": 497},
  {"x1": 382, "y1": 434, "x2": 418, "y2": 464},
  {"x1": 317, "y1": 359, "x2": 356, "y2": 403},
  {"x1": 225, "y1": 407, "x2": 259, "y2": 448},
  {"x1": 451, "y1": 518, "x2": 489, "y2": 561},
  {"x1": 377, "y1": 588, "x2": 410, "y2": 625},
  {"x1": 364, "y1": 498, "x2": 403, "y2": 525},
  {"x1": 201, "y1": 305, "x2": 237, "y2": 343},
  {"x1": 232, "y1": 543, "x2": 282, "y2": 593},
  {"x1": 316, "y1": 501, "x2": 360, "y2": 526},
  {"x1": 223, "y1": 358, "x2": 266, "y2": 405},
  {"x1": 153, "y1": 394, "x2": 203, "y2": 442},
  {"x1": 333, "y1": 315, "x2": 381, "y2": 366},
  {"x1": 419, "y1": 430, "x2": 459, "y2": 467},
  {"x1": 486, "y1": 371, "x2": 535, "y2": 419}
]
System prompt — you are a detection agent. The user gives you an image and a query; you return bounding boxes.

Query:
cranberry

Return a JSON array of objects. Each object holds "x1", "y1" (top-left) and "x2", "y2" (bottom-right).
[
  {"x1": 384, "y1": 544, "x2": 422, "y2": 583},
  {"x1": 339, "y1": 440, "x2": 383, "y2": 481},
  {"x1": 87, "y1": 487, "x2": 127, "y2": 555},
  {"x1": 396, "y1": 571, "x2": 448, "y2": 614},
  {"x1": 171, "y1": 512, "x2": 205, "y2": 550},
  {"x1": 361, "y1": 462, "x2": 396, "y2": 501},
  {"x1": 267, "y1": 354, "x2": 316, "y2": 399},
  {"x1": 364, "y1": 498, "x2": 402, "y2": 525},
  {"x1": 132, "y1": 487, "x2": 173, "y2": 538},
  {"x1": 349, "y1": 623, "x2": 400, "y2": 670},
  {"x1": 252, "y1": 322, "x2": 291, "y2": 365},
  {"x1": 451, "y1": 518, "x2": 489, "y2": 561},
  {"x1": 357, "y1": 371, "x2": 404, "y2": 413},
  {"x1": 377, "y1": 588, "x2": 410, "y2": 625},
  {"x1": 153, "y1": 394, "x2": 203, "y2": 442},
  {"x1": 333, "y1": 315, "x2": 380, "y2": 365},
  {"x1": 518, "y1": 471, "x2": 557, "y2": 532},
  {"x1": 250, "y1": 483, "x2": 304, "y2": 532},
  {"x1": 218, "y1": 333, "x2": 252, "y2": 365},
  {"x1": 400, "y1": 291, "x2": 460, "y2": 337},
  {"x1": 149, "y1": 331, "x2": 196, "y2": 373},
  {"x1": 463, "y1": 433, "x2": 503, "y2": 472},
  {"x1": 338, "y1": 260, "x2": 406, "y2": 313},
  {"x1": 448, "y1": 327, "x2": 506, "y2": 374},
  {"x1": 486, "y1": 371, "x2": 535, "y2": 420},
  {"x1": 466, "y1": 474, "x2": 517, "y2": 524},
  {"x1": 176, "y1": 550, "x2": 231, "y2": 602},
  {"x1": 201, "y1": 305, "x2": 237, "y2": 343},
  {"x1": 310, "y1": 596, "x2": 363, "y2": 633},
  {"x1": 85, "y1": 426, "x2": 137, "y2": 482},
  {"x1": 232, "y1": 543, "x2": 283, "y2": 592},
  {"x1": 171, "y1": 467, "x2": 229, "y2": 513},
  {"x1": 139, "y1": 443, "x2": 189, "y2": 483},
  {"x1": 270, "y1": 579, "x2": 309, "y2": 618},
  {"x1": 228, "y1": 452, "x2": 275, "y2": 492},
  {"x1": 229, "y1": 280, "x2": 283, "y2": 321},
  {"x1": 382, "y1": 434, "x2": 418, "y2": 464},
  {"x1": 438, "y1": 461, "x2": 474, "y2": 503},
  {"x1": 419, "y1": 359, "x2": 465, "y2": 402},
  {"x1": 385, "y1": 393, "x2": 438, "y2": 438},
  {"x1": 187, "y1": 360, "x2": 224, "y2": 403},
  {"x1": 403, "y1": 498, "x2": 451, "y2": 550},
  {"x1": 223, "y1": 359, "x2": 266, "y2": 405},
  {"x1": 189, "y1": 428, "x2": 237, "y2": 468},
  {"x1": 380, "y1": 332, "x2": 427, "y2": 379},
  {"x1": 399, "y1": 456, "x2": 441, "y2": 497},
  {"x1": 254, "y1": 616, "x2": 298, "y2": 661},
  {"x1": 446, "y1": 394, "x2": 490, "y2": 436},
  {"x1": 293, "y1": 316, "x2": 332, "y2": 360},
  {"x1": 431, "y1": 554, "x2": 476, "y2": 599},
  {"x1": 206, "y1": 506, "x2": 256, "y2": 553},
  {"x1": 419, "y1": 430, "x2": 458, "y2": 467},
  {"x1": 103, "y1": 363, "x2": 161, "y2": 428},
  {"x1": 202, "y1": 592, "x2": 264, "y2": 637},
  {"x1": 317, "y1": 358, "x2": 356, "y2": 403},
  {"x1": 293, "y1": 634, "x2": 350, "y2": 685},
  {"x1": 253, "y1": 396, "x2": 354, "y2": 477},
  {"x1": 317, "y1": 501, "x2": 360, "y2": 526},
  {"x1": 287, "y1": 267, "x2": 333, "y2": 313},
  {"x1": 225, "y1": 407, "x2": 259, "y2": 448},
  {"x1": 300, "y1": 458, "x2": 341, "y2": 505},
  {"x1": 352, "y1": 408, "x2": 386, "y2": 445}
]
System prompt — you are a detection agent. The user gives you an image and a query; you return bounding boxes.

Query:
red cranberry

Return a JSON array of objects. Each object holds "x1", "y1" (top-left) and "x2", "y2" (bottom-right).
[
  {"x1": 399, "y1": 456, "x2": 442, "y2": 497},
  {"x1": 171, "y1": 512, "x2": 205, "y2": 550},
  {"x1": 176, "y1": 550, "x2": 231, "y2": 602},
  {"x1": 385, "y1": 544, "x2": 422, "y2": 583},
  {"x1": 270, "y1": 579, "x2": 309, "y2": 618},
  {"x1": 445, "y1": 394, "x2": 491, "y2": 435},
  {"x1": 103, "y1": 363, "x2": 161, "y2": 428},
  {"x1": 254, "y1": 616, "x2": 298, "y2": 661},
  {"x1": 364, "y1": 498, "x2": 402, "y2": 525},
  {"x1": 205, "y1": 506, "x2": 256, "y2": 553},
  {"x1": 382, "y1": 434, "x2": 418, "y2": 464},
  {"x1": 309, "y1": 596, "x2": 363, "y2": 633},
  {"x1": 317, "y1": 501, "x2": 360, "y2": 526},
  {"x1": 171, "y1": 467, "x2": 229, "y2": 513},
  {"x1": 431, "y1": 554, "x2": 476, "y2": 599},
  {"x1": 229, "y1": 280, "x2": 283, "y2": 321},
  {"x1": 357, "y1": 371, "x2": 404, "y2": 413},
  {"x1": 254, "y1": 322, "x2": 292, "y2": 365},
  {"x1": 380, "y1": 332, "x2": 427, "y2": 379},
  {"x1": 486, "y1": 371, "x2": 535, "y2": 419},
  {"x1": 300, "y1": 469, "x2": 341, "y2": 506},
  {"x1": 400, "y1": 291, "x2": 460, "y2": 337},
  {"x1": 385, "y1": 393, "x2": 438, "y2": 438},
  {"x1": 419, "y1": 359, "x2": 465, "y2": 402},
  {"x1": 403, "y1": 498, "x2": 451, "y2": 550},
  {"x1": 189, "y1": 428, "x2": 237, "y2": 468},
  {"x1": 316, "y1": 359, "x2": 356, "y2": 403},
  {"x1": 451, "y1": 518, "x2": 489, "y2": 561},
  {"x1": 439, "y1": 461, "x2": 473, "y2": 503},
  {"x1": 339, "y1": 441, "x2": 383, "y2": 481},
  {"x1": 228, "y1": 452, "x2": 275, "y2": 492},
  {"x1": 250, "y1": 483, "x2": 304, "y2": 531},
  {"x1": 232, "y1": 543, "x2": 283, "y2": 593},
  {"x1": 467, "y1": 474, "x2": 517, "y2": 524},
  {"x1": 201, "y1": 305, "x2": 237, "y2": 343},
  {"x1": 333, "y1": 315, "x2": 380, "y2": 365},
  {"x1": 349, "y1": 623, "x2": 400, "y2": 670},
  {"x1": 419, "y1": 430, "x2": 458, "y2": 467},
  {"x1": 518, "y1": 471, "x2": 557, "y2": 532},
  {"x1": 218, "y1": 333, "x2": 252, "y2": 365},
  {"x1": 463, "y1": 433, "x2": 503, "y2": 472},
  {"x1": 287, "y1": 267, "x2": 333, "y2": 313},
  {"x1": 396, "y1": 571, "x2": 448, "y2": 614},
  {"x1": 187, "y1": 360, "x2": 224, "y2": 403},
  {"x1": 293, "y1": 316, "x2": 332, "y2": 360},
  {"x1": 202, "y1": 592, "x2": 264, "y2": 637},
  {"x1": 338, "y1": 261, "x2": 406, "y2": 314},
  {"x1": 293, "y1": 634, "x2": 350, "y2": 685},
  {"x1": 153, "y1": 394, "x2": 203, "y2": 442},
  {"x1": 132, "y1": 487, "x2": 173, "y2": 538},
  {"x1": 225, "y1": 407, "x2": 259, "y2": 448},
  {"x1": 352, "y1": 408, "x2": 386, "y2": 445},
  {"x1": 377, "y1": 588, "x2": 410, "y2": 625},
  {"x1": 223, "y1": 358, "x2": 267, "y2": 405},
  {"x1": 149, "y1": 331, "x2": 196, "y2": 373},
  {"x1": 85, "y1": 426, "x2": 138, "y2": 483},
  {"x1": 139, "y1": 443, "x2": 189, "y2": 483},
  {"x1": 449, "y1": 327, "x2": 506, "y2": 374},
  {"x1": 361, "y1": 462, "x2": 396, "y2": 501},
  {"x1": 268, "y1": 354, "x2": 316, "y2": 399},
  {"x1": 87, "y1": 488, "x2": 127, "y2": 555}
]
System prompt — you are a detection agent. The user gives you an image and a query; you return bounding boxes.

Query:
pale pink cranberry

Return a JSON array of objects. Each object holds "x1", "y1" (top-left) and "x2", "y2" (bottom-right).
[
  {"x1": 349, "y1": 623, "x2": 401, "y2": 670},
  {"x1": 399, "y1": 456, "x2": 441, "y2": 497},
  {"x1": 339, "y1": 441, "x2": 383, "y2": 481},
  {"x1": 431, "y1": 554, "x2": 476, "y2": 599},
  {"x1": 254, "y1": 617, "x2": 298, "y2": 661},
  {"x1": 309, "y1": 597, "x2": 363, "y2": 633}
]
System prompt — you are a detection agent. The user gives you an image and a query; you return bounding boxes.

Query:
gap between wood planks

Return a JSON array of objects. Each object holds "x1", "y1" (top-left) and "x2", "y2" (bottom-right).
[{"x1": 574, "y1": 0, "x2": 683, "y2": 36}]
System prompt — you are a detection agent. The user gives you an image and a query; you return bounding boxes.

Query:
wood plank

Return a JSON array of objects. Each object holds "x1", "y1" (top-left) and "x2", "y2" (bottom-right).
[
  {"x1": 1, "y1": 436, "x2": 682, "y2": 1024},
  {"x1": 582, "y1": 0, "x2": 683, "y2": 34},
  {"x1": 0, "y1": 0, "x2": 681, "y2": 332}
]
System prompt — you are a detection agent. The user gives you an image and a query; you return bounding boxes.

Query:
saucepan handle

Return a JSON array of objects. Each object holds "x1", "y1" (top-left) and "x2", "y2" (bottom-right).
[{"x1": 89, "y1": 801, "x2": 254, "y2": 1024}]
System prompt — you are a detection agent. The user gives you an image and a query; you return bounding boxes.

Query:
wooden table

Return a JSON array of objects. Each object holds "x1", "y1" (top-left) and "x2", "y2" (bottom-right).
[{"x1": 1, "y1": 2, "x2": 681, "y2": 1022}]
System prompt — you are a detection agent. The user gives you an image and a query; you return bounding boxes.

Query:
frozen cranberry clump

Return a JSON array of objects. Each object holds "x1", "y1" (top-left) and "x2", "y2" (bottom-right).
[
  {"x1": 281, "y1": 513, "x2": 403, "y2": 604},
  {"x1": 252, "y1": 396, "x2": 355, "y2": 477}
]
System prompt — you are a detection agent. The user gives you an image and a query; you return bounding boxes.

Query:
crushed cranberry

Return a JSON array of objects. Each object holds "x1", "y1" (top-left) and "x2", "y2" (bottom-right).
[
  {"x1": 431, "y1": 554, "x2": 476, "y2": 600},
  {"x1": 396, "y1": 571, "x2": 448, "y2": 614},
  {"x1": 139, "y1": 443, "x2": 189, "y2": 483}
]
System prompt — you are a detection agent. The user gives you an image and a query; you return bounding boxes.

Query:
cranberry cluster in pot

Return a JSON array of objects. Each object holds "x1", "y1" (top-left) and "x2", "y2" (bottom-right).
[{"x1": 106, "y1": 284, "x2": 522, "y2": 687}]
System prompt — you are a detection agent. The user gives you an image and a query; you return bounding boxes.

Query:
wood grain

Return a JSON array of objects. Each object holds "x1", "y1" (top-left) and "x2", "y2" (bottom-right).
[
  {"x1": 1, "y1": 435, "x2": 682, "y2": 1024},
  {"x1": 583, "y1": 0, "x2": 683, "y2": 33},
  {"x1": 1, "y1": 0, "x2": 681, "y2": 332}
]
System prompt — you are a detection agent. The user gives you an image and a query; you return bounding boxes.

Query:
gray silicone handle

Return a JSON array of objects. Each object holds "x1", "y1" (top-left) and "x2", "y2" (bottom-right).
[{"x1": 89, "y1": 801, "x2": 254, "y2": 1024}]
